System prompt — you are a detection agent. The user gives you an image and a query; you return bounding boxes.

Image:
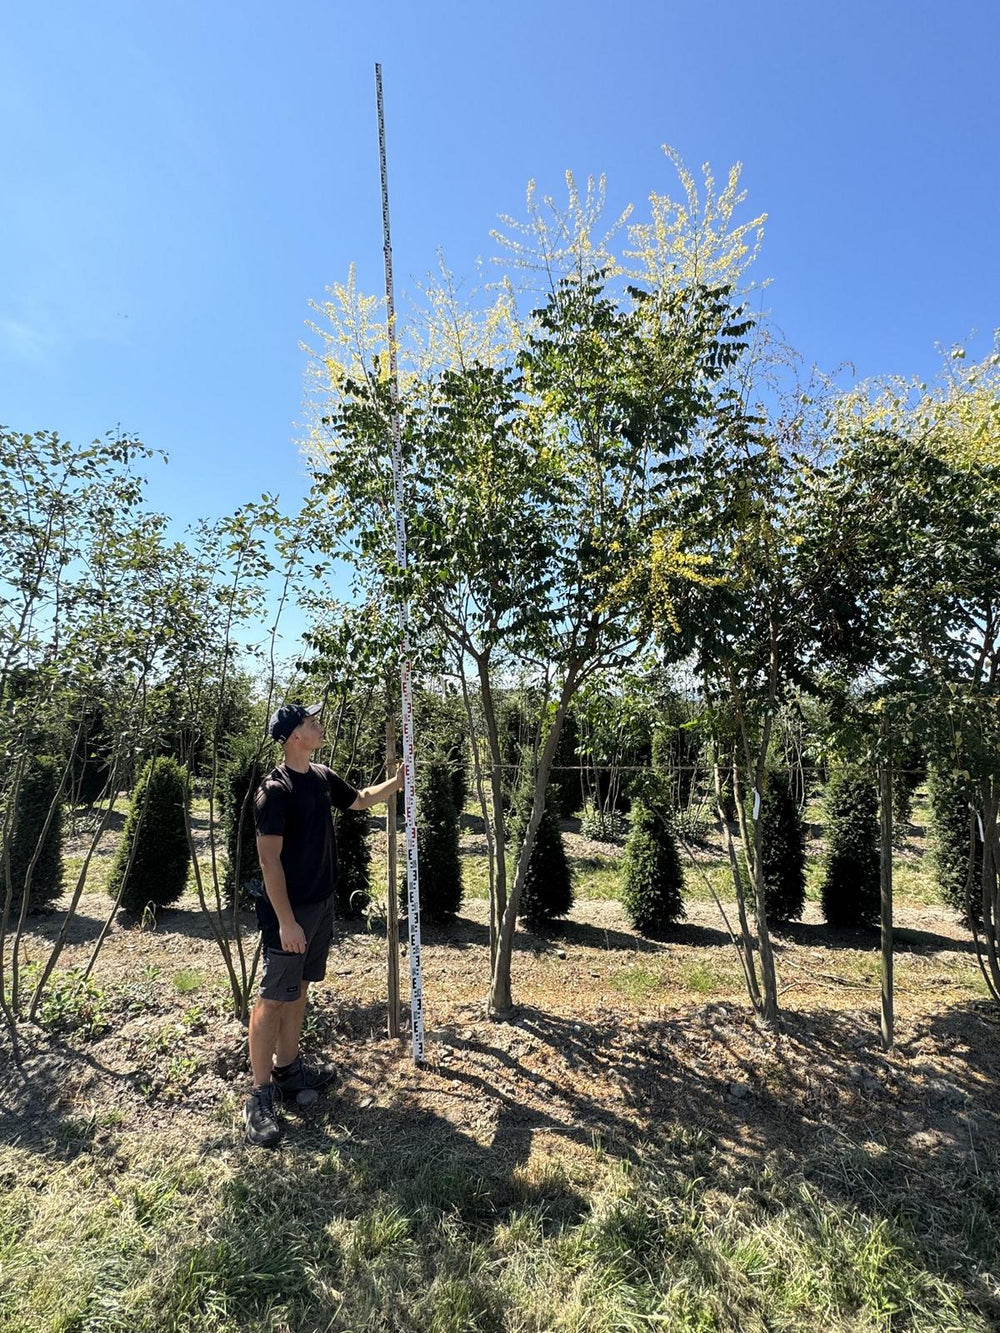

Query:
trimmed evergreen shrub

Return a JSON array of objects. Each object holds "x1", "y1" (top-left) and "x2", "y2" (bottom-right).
[
  {"x1": 621, "y1": 803, "x2": 685, "y2": 934},
  {"x1": 510, "y1": 783, "x2": 574, "y2": 929},
  {"x1": 71, "y1": 704, "x2": 112, "y2": 806},
  {"x1": 219, "y1": 738, "x2": 268, "y2": 906},
  {"x1": 891, "y1": 738, "x2": 925, "y2": 849},
  {"x1": 7, "y1": 755, "x2": 64, "y2": 914},
  {"x1": 927, "y1": 766, "x2": 982, "y2": 923},
  {"x1": 335, "y1": 806, "x2": 371, "y2": 919},
  {"x1": 550, "y1": 709, "x2": 581, "y2": 819},
  {"x1": 417, "y1": 758, "x2": 463, "y2": 923},
  {"x1": 819, "y1": 773, "x2": 880, "y2": 928},
  {"x1": 756, "y1": 766, "x2": 806, "y2": 923},
  {"x1": 108, "y1": 756, "x2": 191, "y2": 915}
]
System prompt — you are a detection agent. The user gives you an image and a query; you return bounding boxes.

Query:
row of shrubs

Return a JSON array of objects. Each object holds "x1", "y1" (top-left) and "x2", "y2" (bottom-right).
[{"x1": 4, "y1": 751, "x2": 983, "y2": 936}]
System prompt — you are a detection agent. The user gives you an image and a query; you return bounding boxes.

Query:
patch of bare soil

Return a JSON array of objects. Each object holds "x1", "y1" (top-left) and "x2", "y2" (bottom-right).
[{"x1": 3, "y1": 884, "x2": 999, "y2": 1206}]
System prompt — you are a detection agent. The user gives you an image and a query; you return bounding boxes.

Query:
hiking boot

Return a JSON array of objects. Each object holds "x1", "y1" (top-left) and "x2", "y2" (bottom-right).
[
  {"x1": 243, "y1": 1082, "x2": 282, "y2": 1148},
  {"x1": 271, "y1": 1054, "x2": 338, "y2": 1095}
]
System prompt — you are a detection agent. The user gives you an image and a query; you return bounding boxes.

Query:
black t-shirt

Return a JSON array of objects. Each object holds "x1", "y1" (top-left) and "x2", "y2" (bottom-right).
[{"x1": 253, "y1": 763, "x2": 359, "y2": 906}]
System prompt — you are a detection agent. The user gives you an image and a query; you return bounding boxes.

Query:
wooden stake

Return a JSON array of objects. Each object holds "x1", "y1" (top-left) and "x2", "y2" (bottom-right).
[
  {"x1": 386, "y1": 708, "x2": 399, "y2": 1038},
  {"x1": 879, "y1": 713, "x2": 894, "y2": 1051}
]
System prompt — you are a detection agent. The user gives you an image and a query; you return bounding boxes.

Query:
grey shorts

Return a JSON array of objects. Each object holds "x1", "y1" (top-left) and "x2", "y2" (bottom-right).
[{"x1": 256, "y1": 895, "x2": 334, "y2": 1002}]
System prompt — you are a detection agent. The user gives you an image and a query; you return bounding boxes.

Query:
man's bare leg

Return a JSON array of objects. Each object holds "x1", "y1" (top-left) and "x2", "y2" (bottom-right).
[
  {"x1": 248, "y1": 997, "x2": 284, "y2": 1086},
  {"x1": 248, "y1": 985, "x2": 309, "y2": 1084},
  {"x1": 275, "y1": 982, "x2": 309, "y2": 1068}
]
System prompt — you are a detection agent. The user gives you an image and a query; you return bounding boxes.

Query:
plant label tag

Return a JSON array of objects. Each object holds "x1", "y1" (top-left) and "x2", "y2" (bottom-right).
[{"x1": 752, "y1": 789, "x2": 761, "y2": 821}]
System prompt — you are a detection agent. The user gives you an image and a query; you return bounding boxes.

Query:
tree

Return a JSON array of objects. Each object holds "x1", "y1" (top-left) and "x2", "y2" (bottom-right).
[
  {"x1": 805, "y1": 342, "x2": 1000, "y2": 1000},
  {"x1": 621, "y1": 802, "x2": 684, "y2": 934},
  {"x1": 417, "y1": 758, "x2": 463, "y2": 923},
  {"x1": 108, "y1": 757, "x2": 191, "y2": 916},
  {"x1": 820, "y1": 773, "x2": 880, "y2": 928},
  {"x1": 757, "y1": 766, "x2": 806, "y2": 924},
  {"x1": 307, "y1": 159, "x2": 756, "y2": 1015}
]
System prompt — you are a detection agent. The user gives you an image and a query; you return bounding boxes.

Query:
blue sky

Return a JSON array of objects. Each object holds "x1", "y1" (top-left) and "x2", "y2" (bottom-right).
[{"x1": 2, "y1": 0, "x2": 998, "y2": 537}]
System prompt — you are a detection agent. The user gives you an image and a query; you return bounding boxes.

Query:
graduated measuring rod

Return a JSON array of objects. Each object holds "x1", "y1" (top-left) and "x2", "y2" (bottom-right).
[{"x1": 375, "y1": 62, "x2": 424, "y2": 1065}]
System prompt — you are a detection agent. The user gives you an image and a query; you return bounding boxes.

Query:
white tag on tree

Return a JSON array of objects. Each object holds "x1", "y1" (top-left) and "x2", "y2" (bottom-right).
[{"x1": 753, "y1": 788, "x2": 761, "y2": 821}]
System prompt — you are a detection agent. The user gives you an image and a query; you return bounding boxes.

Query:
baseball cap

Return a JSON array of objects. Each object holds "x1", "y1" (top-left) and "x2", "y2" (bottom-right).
[{"x1": 268, "y1": 701, "x2": 322, "y2": 743}]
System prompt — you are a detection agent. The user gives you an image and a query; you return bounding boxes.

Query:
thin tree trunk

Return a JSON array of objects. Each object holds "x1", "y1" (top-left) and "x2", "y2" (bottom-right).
[
  {"x1": 36, "y1": 764, "x2": 123, "y2": 1003},
  {"x1": 477, "y1": 658, "x2": 507, "y2": 978},
  {"x1": 458, "y1": 659, "x2": 497, "y2": 971},
  {"x1": 712, "y1": 754, "x2": 762, "y2": 1010},
  {"x1": 10, "y1": 738, "x2": 79, "y2": 1013},
  {"x1": 489, "y1": 667, "x2": 579, "y2": 1016}
]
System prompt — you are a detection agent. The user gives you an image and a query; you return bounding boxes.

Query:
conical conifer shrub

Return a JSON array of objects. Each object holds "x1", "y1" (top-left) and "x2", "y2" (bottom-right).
[
  {"x1": 819, "y1": 772, "x2": 880, "y2": 928},
  {"x1": 756, "y1": 766, "x2": 806, "y2": 923},
  {"x1": 510, "y1": 782, "x2": 573, "y2": 929},
  {"x1": 335, "y1": 806, "x2": 371, "y2": 919},
  {"x1": 927, "y1": 766, "x2": 982, "y2": 924},
  {"x1": 108, "y1": 756, "x2": 190, "y2": 915},
  {"x1": 417, "y1": 758, "x2": 463, "y2": 923},
  {"x1": 621, "y1": 802, "x2": 684, "y2": 934},
  {"x1": 219, "y1": 737, "x2": 267, "y2": 906},
  {"x1": 7, "y1": 755, "x2": 64, "y2": 914}
]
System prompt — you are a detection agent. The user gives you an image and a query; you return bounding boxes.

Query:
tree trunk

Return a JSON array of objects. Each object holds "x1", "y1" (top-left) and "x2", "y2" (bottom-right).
[{"x1": 489, "y1": 668, "x2": 579, "y2": 1016}]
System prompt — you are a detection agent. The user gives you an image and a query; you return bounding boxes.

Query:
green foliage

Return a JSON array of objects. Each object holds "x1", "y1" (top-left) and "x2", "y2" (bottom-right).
[
  {"x1": 621, "y1": 803, "x2": 685, "y2": 934},
  {"x1": 6, "y1": 755, "x2": 64, "y2": 914},
  {"x1": 413, "y1": 689, "x2": 469, "y2": 812},
  {"x1": 496, "y1": 693, "x2": 534, "y2": 811},
  {"x1": 69, "y1": 702, "x2": 113, "y2": 805},
  {"x1": 579, "y1": 807, "x2": 628, "y2": 841},
  {"x1": 820, "y1": 773, "x2": 880, "y2": 928},
  {"x1": 550, "y1": 707, "x2": 581, "y2": 818},
  {"x1": 756, "y1": 766, "x2": 806, "y2": 923},
  {"x1": 218, "y1": 736, "x2": 267, "y2": 906},
  {"x1": 108, "y1": 756, "x2": 191, "y2": 915},
  {"x1": 891, "y1": 737, "x2": 925, "y2": 847},
  {"x1": 335, "y1": 807, "x2": 371, "y2": 919},
  {"x1": 667, "y1": 806, "x2": 714, "y2": 847},
  {"x1": 417, "y1": 758, "x2": 463, "y2": 923},
  {"x1": 510, "y1": 784, "x2": 574, "y2": 929},
  {"x1": 927, "y1": 766, "x2": 982, "y2": 923},
  {"x1": 651, "y1": 694, "x2": 703, "y2": 810},
  {"x1": 32, "y1": 967, "x2": 109, "y2": 1039}
]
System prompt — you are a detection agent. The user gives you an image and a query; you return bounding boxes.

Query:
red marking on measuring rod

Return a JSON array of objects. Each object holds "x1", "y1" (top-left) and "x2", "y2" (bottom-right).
[{"x1": 375, "y1": 62, "x2": 424, "y2": 1065}]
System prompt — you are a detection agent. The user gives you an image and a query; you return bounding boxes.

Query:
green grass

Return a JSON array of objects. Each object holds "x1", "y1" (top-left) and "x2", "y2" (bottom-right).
[
  {"x1": 567, "y1": 854, "x2": 621, "y2": 900},
  {"x1": 172, "y1": 968, "x2": 204, "y2": 995},
  {"x1": 610, "y1": 964, "x2": 665, "y2": 1002},
  {"x1": 679, "y1": 959, "x2": 726, "y2": 995},
  {"x1": 0, "y1": 1126, "x2": 993, "y2": 1333}
]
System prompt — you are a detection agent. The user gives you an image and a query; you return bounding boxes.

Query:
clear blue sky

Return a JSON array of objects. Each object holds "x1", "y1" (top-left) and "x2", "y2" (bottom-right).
[{"x1": 2, "y1": 1, "x2": 998, "y2": 530}]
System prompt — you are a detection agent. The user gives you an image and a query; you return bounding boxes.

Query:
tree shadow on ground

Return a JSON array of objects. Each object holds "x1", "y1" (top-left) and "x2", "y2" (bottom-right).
[
  {"x1": 772, "y1": 918, "x2": 975, "y2": 956},
  {"x1": 4, "y1": 984, "x2": 999, "y2": 1326}
]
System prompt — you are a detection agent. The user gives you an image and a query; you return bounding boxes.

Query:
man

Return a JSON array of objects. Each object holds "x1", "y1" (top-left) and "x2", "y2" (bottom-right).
[{"x1": 245, "y1": 700, "x2": 402, "y2": 1147}]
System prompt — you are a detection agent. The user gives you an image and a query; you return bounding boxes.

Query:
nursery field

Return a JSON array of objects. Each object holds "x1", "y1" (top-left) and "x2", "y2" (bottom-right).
[{"x1": 2, "y1": 798, "x2": 999, "y2": 1333}]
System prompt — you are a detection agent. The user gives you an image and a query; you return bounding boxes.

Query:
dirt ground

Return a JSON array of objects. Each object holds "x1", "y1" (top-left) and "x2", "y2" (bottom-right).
[{"x1": 4, "y1": 866, "x2": 999, "y2": 1202}]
